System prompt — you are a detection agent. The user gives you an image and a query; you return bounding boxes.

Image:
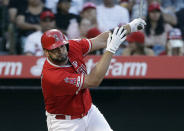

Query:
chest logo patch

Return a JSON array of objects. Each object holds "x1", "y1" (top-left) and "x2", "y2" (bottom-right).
[{"x1": 64, "y1": 77, "x2": 77, "y2": 85}]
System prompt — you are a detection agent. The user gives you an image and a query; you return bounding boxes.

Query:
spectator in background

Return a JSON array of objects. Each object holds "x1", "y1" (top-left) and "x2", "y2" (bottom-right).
[
  {"x1": 96, "y1": 0, "x2": 130, "y2": 32},
  {"x1": 7, "y1": 0, "x2": 27, "y2": 54},
  {"x1": 123, "y1": 0, "x2": 148, "y2": 21},
  {"x1": 161, "y1": 0, "x2": 184, "y2": 12},
  {"x1": 122, "y1": 31, "x2": 154, "y2": 56},
  {"x1": 148, "y1": 0, "x2": 177, "y2": 26},
  {"x1": 8, "y1": 0, "x2": 27, "y2": 23},
  {"x1": 80, "y1": 2, "x2": 100, "y2": 38},
  {"x1": 0, "y1": 0, "x2": 9, "y2": 54},
  {"x1": 81, "y1": 2, "x2": 98, "y2": 29},
  {"x1": 144, "y1": 2, "x2": 173, "y2": 55},
  {"x1": 55, "y1": 0, "x2": 80, "y2": 38},
  {"x1": 79, "y1": 2, "x2": 102, "y2": 55},
  {"x1": 125, "y1": 0, "x2": 177, "y2": 26},
  {"x1": 160, "y1": 28, "x2": 184, "y2": 56},
  {"x1": 176, "y1": 6, "x2": 184, "y2": 40},
  {"x1": 16, "y1": 0, "x2": 50, "y2": 54},
  {"x1": 79, "y1": 18, "x2": 91, "y2": 38},
  {"x1": 24, "y1": 10, "x2": 56, "y2": 56},
  {"x1": 69, "y1": 0, "x2": 84, "y2": 15},
  {"x1": 119, "y1": 0, "x2": 131, "y2": 11},
  {"x1": 45, "y1": 0, "x2": 59, "y2": 13}
]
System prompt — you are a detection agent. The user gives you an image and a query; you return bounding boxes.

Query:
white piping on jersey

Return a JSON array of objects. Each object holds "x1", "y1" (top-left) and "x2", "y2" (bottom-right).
[
  {"x1": 83, "y1": 39, "x2": 92, "y2": 56},
  {"x1": 76, "y1": 74, "x2": 84, "y2": 95},
  {"x1": 76, "y1": 76, "x2": 80, "y2": 87},
  {"x1": 47, "y1": 58, "x2": 72, "y2": 68}
]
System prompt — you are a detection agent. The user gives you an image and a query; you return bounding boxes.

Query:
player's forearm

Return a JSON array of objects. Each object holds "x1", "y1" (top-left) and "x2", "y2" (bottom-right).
[
  {"x1": 84, "y1": 27, "x2": 127, "y2": 88},
  {"x1": 85, "y1": 51, "x2": 113, "y2": 88},
  {"x1": 95, "y1": 24, "x2": 131, "y2": 46},
  {"x1": 90, "y1": 31, "x2": 109, "y2": 52},
  {"x1": 90, "y1": 25, "x2": 131, "y2": 52}
]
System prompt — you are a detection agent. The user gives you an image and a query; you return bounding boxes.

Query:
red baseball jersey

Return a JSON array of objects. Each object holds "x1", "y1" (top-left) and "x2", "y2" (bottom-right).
[{"x1": 41, "y1": 39, "x2": 92, "y2": 116}]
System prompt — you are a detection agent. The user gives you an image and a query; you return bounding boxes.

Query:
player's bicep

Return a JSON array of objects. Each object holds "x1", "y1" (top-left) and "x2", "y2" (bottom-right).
[
  {"x1": 77, "y1": 39, "x2": 92, "y2": 56},
  {"x1": 82, "y1": 74, "x2": 99, "y2": 89}
]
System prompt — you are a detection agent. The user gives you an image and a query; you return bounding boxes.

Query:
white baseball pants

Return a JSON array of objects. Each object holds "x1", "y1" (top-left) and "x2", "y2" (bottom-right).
[{"x1": 46, "y1": 104, "x2": 113, "y2": 131}]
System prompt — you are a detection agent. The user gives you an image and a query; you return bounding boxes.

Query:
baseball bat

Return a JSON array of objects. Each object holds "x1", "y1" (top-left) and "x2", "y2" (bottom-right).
[{"x1": 137, "y1": 0, "x2": 144, "y2": 30}]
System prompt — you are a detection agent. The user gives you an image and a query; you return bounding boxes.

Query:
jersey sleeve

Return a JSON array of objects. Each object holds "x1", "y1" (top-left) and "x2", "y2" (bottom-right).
[
  {"x1": 78, "y1": 39, "x2": 92, "y2": 56},
  {"x1": 42, "y1": 69, "x2": 85, "y2": 96}
]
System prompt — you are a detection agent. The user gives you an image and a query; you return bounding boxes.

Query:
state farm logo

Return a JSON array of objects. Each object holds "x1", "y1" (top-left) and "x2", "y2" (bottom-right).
[
  {"x1": 0, "y1": 62, "x2": 22, "y2": 76},
  {"x1": 86, "y1": 58, "x2": 147, "y2": 77},
  {"x1": 30, "y1": 58, "x2": 46, "y2": 76}
]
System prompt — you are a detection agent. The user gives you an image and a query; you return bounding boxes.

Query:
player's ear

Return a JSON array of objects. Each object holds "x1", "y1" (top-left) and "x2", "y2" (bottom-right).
[{"x1": 43, "y1": 49, "x2": 49, "y2": 57}]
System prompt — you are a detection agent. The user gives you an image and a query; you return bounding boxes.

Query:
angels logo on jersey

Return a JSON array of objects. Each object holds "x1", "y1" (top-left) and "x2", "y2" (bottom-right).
[{"x1": 64, "y1": 77, "x2": 77, "y2": 85}]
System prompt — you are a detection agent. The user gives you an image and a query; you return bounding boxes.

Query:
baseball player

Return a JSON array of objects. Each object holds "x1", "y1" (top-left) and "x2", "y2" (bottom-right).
[{"x1": 41, "y1": 18, "x2": 146, "y2": 131}]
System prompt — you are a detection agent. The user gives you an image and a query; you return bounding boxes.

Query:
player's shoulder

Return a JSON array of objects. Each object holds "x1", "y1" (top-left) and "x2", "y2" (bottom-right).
[
  {"x1": 69, "y1": 38, "x2": 88, "y2": 43},
  {"x1": 68, "y1": 38, "x2": 91, "y2": 57},
  {"x1": 68, "y1": 39, "x2": 83, "y2": 52},
  {"x1": 69, "y1": 39, "x2": 82, "y2": 43},
  {"x1": 69, "y1": 38, "x2": 89, "y2": 46}
]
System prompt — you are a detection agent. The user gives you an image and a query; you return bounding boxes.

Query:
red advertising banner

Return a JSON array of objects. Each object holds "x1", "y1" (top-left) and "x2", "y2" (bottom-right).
[{"x1": 0, "y1": 56, "x2": 184, "y2": 79}]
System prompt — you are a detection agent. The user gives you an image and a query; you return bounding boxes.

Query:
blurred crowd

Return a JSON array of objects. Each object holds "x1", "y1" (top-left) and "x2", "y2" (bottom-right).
[{"x1": 0, "y1": 0, "x2": 184, "y2": 56}]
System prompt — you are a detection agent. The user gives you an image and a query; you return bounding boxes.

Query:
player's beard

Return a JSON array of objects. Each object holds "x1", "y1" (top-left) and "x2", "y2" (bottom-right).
[{"x1": 49, "y1": 53, "x2": 68, "y2": 64}]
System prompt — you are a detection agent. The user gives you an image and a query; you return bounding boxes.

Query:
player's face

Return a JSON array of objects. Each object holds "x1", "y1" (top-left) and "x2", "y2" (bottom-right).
[{"x1": 47, "y1": 45, "x2": 68, "y2": 64}]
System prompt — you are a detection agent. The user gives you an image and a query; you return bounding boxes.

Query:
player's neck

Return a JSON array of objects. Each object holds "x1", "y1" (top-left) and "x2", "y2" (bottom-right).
[{"x1": 48, "y1": 57, "x2": 69, "y2": 66}]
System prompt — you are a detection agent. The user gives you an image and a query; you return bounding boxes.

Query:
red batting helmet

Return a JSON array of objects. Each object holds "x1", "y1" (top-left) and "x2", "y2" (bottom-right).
[{"x1": 41, "y1": 29, "x2": 68, "y2": 50}]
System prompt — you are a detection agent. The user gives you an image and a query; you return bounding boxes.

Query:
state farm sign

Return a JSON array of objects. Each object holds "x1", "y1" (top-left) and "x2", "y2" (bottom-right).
[
  {"x1": 86, "y1": 58, "x2": 147, "y2": 77},
  {"x1": 0, "y1": 62, "x2": 22, "y2": 76},
  {"x1": 0, "y1": 56, "x2": 184, "y2": 79},
  {"x1": 0, "y1": 56, "x2": 42, "y2": 78}
]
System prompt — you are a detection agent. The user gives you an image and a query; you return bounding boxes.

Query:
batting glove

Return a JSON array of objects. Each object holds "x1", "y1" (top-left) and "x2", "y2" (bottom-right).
[
  {"x1": 128, "y1": 18, "x2": 146, "y2": 32},
  {"x1": 106, "y1": 26, "x2": 127, "y2": 54}
]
